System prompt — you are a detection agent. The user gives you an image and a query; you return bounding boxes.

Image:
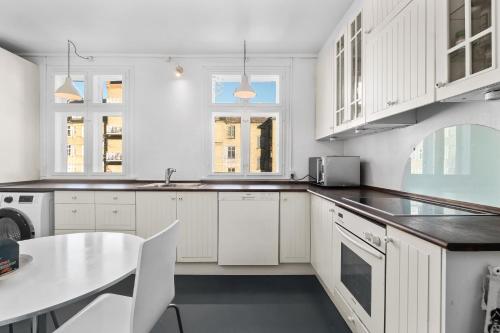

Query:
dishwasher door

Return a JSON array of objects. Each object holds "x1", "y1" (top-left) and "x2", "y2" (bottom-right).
[{"x1": 218, "y1": 192, "x2": 279, "y2": 265}]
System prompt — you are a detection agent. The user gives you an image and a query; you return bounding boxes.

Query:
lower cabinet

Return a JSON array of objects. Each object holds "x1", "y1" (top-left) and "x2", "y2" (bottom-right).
[
  {"x1": 280, "y1": 192, "x2": 311, "y2": 263},
  {"x1": 54, "y1": 203, "x2": 95, "y2": 230},
  {"x1": 135, "y1": 192, "x2": 177, "y2": 238},
  {"x1": 385, "y1": 226, "x2": 442, "y2": 333},
  {"x1": 176, "y1": 192, "x2": 218, "y2": 262},
  {"x1": 136, "y1": 191, "x2": 218, "y2": 262},
  {"x1": 95, "y1": 204, "x2": 136, "y2": 231},
  {"x1": 310, "y1": 195, "x2": 335, "y2": 293}
]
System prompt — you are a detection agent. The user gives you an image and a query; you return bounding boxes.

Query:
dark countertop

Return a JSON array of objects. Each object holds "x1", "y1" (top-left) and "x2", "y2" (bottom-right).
[{"x1": 1, "y1": 180, "x2": 500, "y2": 251}]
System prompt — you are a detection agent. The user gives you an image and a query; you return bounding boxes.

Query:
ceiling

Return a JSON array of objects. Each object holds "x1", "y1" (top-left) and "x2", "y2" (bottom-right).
[{"x1": 0, "y1": 0, "x2": 353, "y2": 55}]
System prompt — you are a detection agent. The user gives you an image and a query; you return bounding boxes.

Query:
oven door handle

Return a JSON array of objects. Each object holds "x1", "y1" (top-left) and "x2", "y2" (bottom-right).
[{"x1": 335, "y1": 225, "x2": 384, "y2": 260}]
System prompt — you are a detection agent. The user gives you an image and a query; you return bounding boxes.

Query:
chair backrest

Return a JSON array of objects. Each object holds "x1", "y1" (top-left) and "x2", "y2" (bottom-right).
[{"x1": 130, "y1": 220, "x2": 180, "y2": 333}]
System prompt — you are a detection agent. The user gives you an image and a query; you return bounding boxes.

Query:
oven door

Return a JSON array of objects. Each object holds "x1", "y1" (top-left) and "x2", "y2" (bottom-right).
[{"x1": 333, "y1": 223, "x2": 385, "y2": 333}]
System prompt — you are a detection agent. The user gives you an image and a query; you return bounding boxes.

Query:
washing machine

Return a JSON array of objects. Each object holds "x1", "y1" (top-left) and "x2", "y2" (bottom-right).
[{"x1": 0, "y1": 193, "x2": 54, "y2": 241}]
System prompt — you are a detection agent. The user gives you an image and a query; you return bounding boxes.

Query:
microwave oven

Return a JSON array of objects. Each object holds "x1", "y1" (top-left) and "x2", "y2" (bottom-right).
[{"x1": 308, "y1": 156, "x2": 360, "y2": 187}]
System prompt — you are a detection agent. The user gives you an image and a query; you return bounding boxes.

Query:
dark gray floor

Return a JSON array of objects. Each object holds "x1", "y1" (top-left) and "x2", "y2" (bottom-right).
[{"x1": 2, "y1": 275, "x2": 350, "y2": 333}]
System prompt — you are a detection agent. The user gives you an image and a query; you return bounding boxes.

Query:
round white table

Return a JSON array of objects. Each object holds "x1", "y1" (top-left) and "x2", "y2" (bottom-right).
[{"x1": 0, "y1": 232, "x2": 143, "y2": 332}]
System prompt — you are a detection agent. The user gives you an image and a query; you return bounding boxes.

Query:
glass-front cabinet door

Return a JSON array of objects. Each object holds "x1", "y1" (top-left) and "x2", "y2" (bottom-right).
[
  {"x1": 437, "y1": 0, "x2": 497, "y2": 100},
  {"x1": 335, "y1": 33, "x2": 346, "y2": 129},
  {"x1": 348, "y1": 13, "x2": 363, "y2": 124}
]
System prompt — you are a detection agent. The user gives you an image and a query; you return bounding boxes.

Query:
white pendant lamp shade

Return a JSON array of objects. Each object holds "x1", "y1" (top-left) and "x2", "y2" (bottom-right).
[
  {"x1": 55, "y1": 76, "x2": 82, "y2": 101},
  {"x1": 234, "y1": 74, "x2": 256, "y2": 99},
  {"x1": 234, "y1": 40, "x2": 256, "y2": 100}
]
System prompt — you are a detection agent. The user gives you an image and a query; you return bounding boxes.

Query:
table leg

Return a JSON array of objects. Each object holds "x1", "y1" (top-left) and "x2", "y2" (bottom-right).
[{"x1": 36, "y1": 314, "x2": 46, "y2": 333}]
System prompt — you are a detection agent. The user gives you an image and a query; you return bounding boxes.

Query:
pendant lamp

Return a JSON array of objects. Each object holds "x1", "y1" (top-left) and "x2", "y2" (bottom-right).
[
  {"x1": 55, "y1": 40, "x2": 93, "y2": 101},
  {"x1": 234, "y1": 40, "x2": 256, "y2": 99}
]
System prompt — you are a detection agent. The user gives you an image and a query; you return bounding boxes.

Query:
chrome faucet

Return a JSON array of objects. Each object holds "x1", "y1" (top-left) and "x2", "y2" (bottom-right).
[{"x1": 165, "y1": 168, "x2": 176, "y2": 185}]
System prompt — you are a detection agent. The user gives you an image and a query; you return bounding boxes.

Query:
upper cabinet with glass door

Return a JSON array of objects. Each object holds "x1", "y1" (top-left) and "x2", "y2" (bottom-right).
[
  {"x1": 436, "y1": 0, "x2": 498, "y2": 100},
  {"x1": 333, "y1": 12, "x2": 364, "y2": 134}
]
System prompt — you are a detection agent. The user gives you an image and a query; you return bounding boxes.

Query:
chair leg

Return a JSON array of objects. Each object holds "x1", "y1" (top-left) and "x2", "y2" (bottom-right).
[
  {"x1": 49, "y1": 311, "x2": 60, "y2": 329},
  {"x1": 8, "y1": 324, "x2": 13, "y2": 333},
  {"x1": 167, "y1": 304, "x2": 184, "y2": 333}
]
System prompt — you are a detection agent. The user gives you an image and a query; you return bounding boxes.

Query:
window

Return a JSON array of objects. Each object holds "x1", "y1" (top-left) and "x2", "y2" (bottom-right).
[
  {"x1": 49, "y1": 68, "x2": 129, "y2": 176},
  {"x1": 227, "y1": 125, "x2": 236, "y2": 139},
  {"x1": 209, "y1": 68, "x2": 286, "y2": 177},
  {"x1": 226, "y1": 146, "x2": 236, "y2": 159}
]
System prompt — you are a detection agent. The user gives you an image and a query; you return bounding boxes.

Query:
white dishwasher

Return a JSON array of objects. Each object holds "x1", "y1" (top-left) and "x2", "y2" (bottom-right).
[{"x1": 218, "y1": 192, "x2": 279, "y2": 265}]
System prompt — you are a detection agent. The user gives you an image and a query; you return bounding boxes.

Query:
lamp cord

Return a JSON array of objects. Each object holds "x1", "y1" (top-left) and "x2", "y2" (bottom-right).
[{"x1": 66, "y1": 40, "x2": 93, "y2": 78}]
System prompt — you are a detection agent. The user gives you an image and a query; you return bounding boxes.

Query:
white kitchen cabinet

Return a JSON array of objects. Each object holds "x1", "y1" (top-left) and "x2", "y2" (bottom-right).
[
  {"x1": 54, "y1": 191, "x2": 94, "y2": 204},
  {"x1": 280, "y1": 192, "x2": 310, "y2": 263},
  {"x1": 176, "y1": 192, "x2": 218, "y2": 262},
  {"x1": 436, "y1": 0, "x2": 499, "y2": 101},
  {"x1": 95, "y1": 204, "x2": 136, "y2": 231},
  {"x1": 315, "y1": 41, "x2": 335, "y2": 140},
  {"x1": 310, "y1": 195, "x2": 335, "y2": 293},
  {"x1": 54, "y1": 204, "x2": 95, "y2": 230},
  {"x1": 364, "y1": 0, "x2": 413, "y2": 34},
  {"x1": 365, "y1": 0, "x2": 435, "y2": 122},
  {"x1": 135, "y1": 192, "x2": 177, "y2": 238},
  {"x1": 94, "y1": 191, "x2": 135, "y2": 205},
  {"x1": 385, "y1": 226, "x2": 442, "y2": 333}
]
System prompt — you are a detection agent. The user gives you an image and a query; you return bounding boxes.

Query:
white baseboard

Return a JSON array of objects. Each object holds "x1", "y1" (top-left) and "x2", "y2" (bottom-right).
[{"x1": 175, "y1": 263, "x2": 315, "y2": 275}]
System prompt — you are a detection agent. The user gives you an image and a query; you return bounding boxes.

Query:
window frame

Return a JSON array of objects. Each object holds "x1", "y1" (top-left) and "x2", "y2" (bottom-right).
[
  {"x1": 205, "y1": 66, "x2": 288, "y2": 179},
  {"x1": 45, "y1": 66, "x2": 133, "y2": 178}
]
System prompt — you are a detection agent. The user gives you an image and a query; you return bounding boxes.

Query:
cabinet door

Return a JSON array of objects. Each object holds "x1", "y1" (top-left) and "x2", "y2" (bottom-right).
[
  {"x1": 54, "y1": 204, "x2": 95, "y2": 230},
  {"x1": 319, "y1": 199, "x2": 335, "y2": 293},
  {"x1": 334, "y1": 31, "x2": 348, "y2": 131},
  {"x1": 365, "y1": 0, "x2": 435, "y2": 122},
  {"x1": 385, "y1": 226, "x2": 442, "y2": 333},
  {"x1": 364, "y1": 0, "x2": 414, "y2": 34},
  {"x1": 95, "y1": 204, "x2": 136, "y2": 231},
  {"x1": 310, "y1": 195, "x2": 322, "y2": 273},
  {"x1": 436, "y1": 0, "x2": 497, "y2": 100},
  {"x1": 280, "y1": 192, "x2": 311, "y2": 263},
  {"x1": 135, "y1": 192, "x2": 177, "y2": 238},
  {"x1": 315, "y1": 42, "x2": 335, "y2": 140},
  {"x1": 176, "y1": 192, "x2": 218, "y2": 262}
]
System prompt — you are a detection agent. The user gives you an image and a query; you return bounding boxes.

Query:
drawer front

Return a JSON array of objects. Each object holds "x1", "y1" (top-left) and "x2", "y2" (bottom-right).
[
  {"x1": 55, "y1": 204, "x2": 96, "y2": 230},
  {"x1": 95, "y1": 205, "x2": 136, "y2": 231},
  {"x1": 96, "y1": 230, "x2": 136, "y2": 235},
  {"x1": 95, "y1": 191, "x2": 136, "y2": 205},
  {"x1": 55, "y1": 191, "x2": 95, "y2": 204}
]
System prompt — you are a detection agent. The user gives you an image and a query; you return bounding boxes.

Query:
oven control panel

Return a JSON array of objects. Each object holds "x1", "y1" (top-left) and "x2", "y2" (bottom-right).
[{"x1": 335, "y1": 206, "x2": 387, "y2": 253}]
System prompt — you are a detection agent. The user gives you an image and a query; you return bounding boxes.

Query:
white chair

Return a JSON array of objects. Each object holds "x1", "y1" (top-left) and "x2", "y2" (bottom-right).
[{"x1": 54, "y1": 221, "x2": 183, "y2": 333}]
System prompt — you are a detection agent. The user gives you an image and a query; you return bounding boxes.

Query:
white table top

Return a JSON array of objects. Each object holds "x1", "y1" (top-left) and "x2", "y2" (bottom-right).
[{"x1": 0, "y1": 232, "x2": 143, "y2": 326}]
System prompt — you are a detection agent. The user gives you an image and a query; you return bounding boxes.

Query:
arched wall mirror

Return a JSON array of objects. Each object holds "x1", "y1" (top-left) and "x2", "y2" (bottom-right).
[{"x1": 402, "y1": 124, "x2": 500, "y2": 208}]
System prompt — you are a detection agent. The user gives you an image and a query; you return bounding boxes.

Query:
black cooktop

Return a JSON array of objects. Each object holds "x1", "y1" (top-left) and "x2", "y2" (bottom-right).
[{"x1": 343, "y1": 197, "x2": 491, "y2": 216}]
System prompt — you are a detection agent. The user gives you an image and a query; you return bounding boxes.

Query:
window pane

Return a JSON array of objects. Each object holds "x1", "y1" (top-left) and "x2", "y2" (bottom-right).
[
  {"x1": 250, "y1": 75, "x2": 280, "y2": 104},
  {"x1": 449, "y1": 47, "x2": 466, "y2": 82},
  {"x1": 55, "y1": 115, "x2": 84, "y2": 173},
  {"x1": 212, "y1": 75, "x2": 241, "y2": 104},
  {"x1": 93, "y1": 75, "x2": 123, "y2": 104},
  {"x1": 448, "y1": 0, "x2": 465, "y2": 48},
  {"x1": 54, "y1": 74, "x2": 85, "y2": 104},
  {"x1": 213, "y1": 116, "x2": 241, "y2": 173},
  {"x1": 471, "y1": 0, "x2": 491, "y2": 37},
  {"x1": 250, "y1": 116, "x2": 278, "y2": 173},
  {"x1": 471, "y1": 33, "x2": 492, "y2": 74},
  {"x1": 99, "y1": 116, "x2": 123, "y2": 173}
]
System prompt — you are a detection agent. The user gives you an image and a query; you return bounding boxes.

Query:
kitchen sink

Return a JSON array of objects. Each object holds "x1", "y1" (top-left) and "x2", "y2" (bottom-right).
[{"x1": 138, "y1": 182, "x2": 206, "y2": 189}]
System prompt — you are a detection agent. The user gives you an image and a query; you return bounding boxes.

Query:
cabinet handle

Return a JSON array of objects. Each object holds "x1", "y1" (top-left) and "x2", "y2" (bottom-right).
[
  {"x1": 365, "y1": 28, "x2": 373, "y2": 34},
  {"x1": 178, "y1": 197, "x2": 183, "y2": 201},
  {"x1": 387, "y1": 100, "x2": 398, "y2": 107},
  {"x1": 71, "y1": 209, "x2": 77, "y2": 213},
  {"x1": 384, "y1": 236, "x2": 395, "y2": 244},
  {"x1": 436, "y1": 82, "x2": 447, "y2": 88},
  {"x1": 171, "y1": 197, "x2": 176, "y2": 201},
  {"x1": 283, "y1": 198, "x2": 288, "y2": 201},
  {"x1": 112, "y1": 210, "x2": 118, "y2": 214},
  {"x1": 329, "y1": 208, "x2": 335, "y2": 213},
  {"x1": 113, "y1": 196, "x2": 118, "y2": 200},
  {"x1": 72, "y1": 196, "x2": 77, "y2": 200},
  {"x1": 338, "y1": 212, "x2": 343, "y2": 218},
  {"x1": 347, "y1": 316, "x2": 355, "y2": 322}
]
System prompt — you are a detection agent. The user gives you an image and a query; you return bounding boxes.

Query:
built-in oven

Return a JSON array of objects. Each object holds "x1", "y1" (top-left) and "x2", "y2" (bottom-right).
[{"x1": 333, "y1": 207, "x2": 386, "y2": 333}]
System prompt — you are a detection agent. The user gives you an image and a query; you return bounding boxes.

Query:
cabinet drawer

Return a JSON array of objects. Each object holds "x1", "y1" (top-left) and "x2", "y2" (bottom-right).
[
  {"x1": 95, "y1": 205, "x2": 136, "y2": 231},
  {"x1": 95, "y1": 191, "x2": 135, "y2": 205},
  {"x1": 55, "y1": 204, "x2": 96, "y2": 230},
  {"x1": 55, "y1": 191, "x2": 95, "y2": 204}
]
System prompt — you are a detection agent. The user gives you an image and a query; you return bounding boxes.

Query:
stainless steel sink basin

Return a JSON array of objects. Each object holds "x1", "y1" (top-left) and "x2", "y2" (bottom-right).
[{"x1": 138, "y1": 182, "x2": 206, "y2": 189}]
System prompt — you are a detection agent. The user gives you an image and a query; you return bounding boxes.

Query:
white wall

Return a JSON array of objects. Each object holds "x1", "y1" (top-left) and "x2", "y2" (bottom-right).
[
  {"x1": 0, "y1": 48, "x2": 39, "y2": 183},
  {"x1": 35, "y1": 55, "x2": 342, "y2": 180},
  {"x1": 343, "y1": 101, "x2": 500, "y2": 190}
]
